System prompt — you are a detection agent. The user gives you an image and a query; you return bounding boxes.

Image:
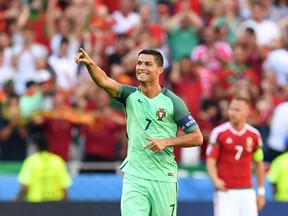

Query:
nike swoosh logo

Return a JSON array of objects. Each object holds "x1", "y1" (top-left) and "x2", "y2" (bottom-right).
[{"x1": 138, "y1": 99, "x2": 143, "y2": 103}]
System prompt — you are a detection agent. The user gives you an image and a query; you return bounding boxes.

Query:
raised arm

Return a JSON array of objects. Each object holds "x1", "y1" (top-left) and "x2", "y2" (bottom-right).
[{"x1": 74, "y1": 48, "x2": 121, "y2": 97}]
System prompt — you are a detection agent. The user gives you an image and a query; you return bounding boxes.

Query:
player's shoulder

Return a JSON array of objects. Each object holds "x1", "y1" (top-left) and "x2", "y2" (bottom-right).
[
  {"x1": 161, "y1": 87, "x2": 184, "y2": 103},
  {"x1": 209, "y1": 122, "x2": 231, "y2": 142},
  {"x1": 115, "y1": 84, "x2": 139, "y2": 103},
  {"x1": 244, "y1": 123, "x2": 261, "y2": 135},
  {"x1": 211, "y1": 122, "x2": 230, "y2": 134}
]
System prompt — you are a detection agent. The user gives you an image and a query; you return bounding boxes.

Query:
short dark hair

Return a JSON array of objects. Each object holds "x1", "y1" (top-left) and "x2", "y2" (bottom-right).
[
  {"x1": 244, "y1": 27, "x2": 255, "y2": 35},
  {"x1": 25, "y1": 80, "x2": 37, "y2": 88},
  {"x1": 32, "y1": 133, "x2": 48, "y2": 151},
  {"x1": 138, "y1": 49, "x2": 164, "y2": 67}
]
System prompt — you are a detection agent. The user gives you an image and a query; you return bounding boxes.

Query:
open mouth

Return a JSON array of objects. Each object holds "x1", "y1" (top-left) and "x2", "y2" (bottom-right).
[{"x1": 138, "y1": 72, "x2": 148, "y2": 77}]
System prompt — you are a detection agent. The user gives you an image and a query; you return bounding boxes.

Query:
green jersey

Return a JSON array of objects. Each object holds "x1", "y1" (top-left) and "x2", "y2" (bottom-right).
[{"x1": 115, "y1": 85, "x2": 199, "y2": 182}]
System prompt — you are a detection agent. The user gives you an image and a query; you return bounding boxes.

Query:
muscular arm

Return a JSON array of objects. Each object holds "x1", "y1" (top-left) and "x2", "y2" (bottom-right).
[
  {"x1": 206, "y1": 157, "x2": 227, "y2": 191},
  {"x1": 75, "y1": 48, "x2": 121, "y2": 97},
  {"x1": 255, "y1": 160, "x2": 265, "y2": 190},
  {"x1": 167, "y1": 128, "x2": 203, "y2": 148},
  {"x1": 254, "y1": 160, "x2": 266, "y2": 211}
]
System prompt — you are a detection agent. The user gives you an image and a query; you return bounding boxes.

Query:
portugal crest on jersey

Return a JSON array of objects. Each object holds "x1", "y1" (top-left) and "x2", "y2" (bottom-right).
[{"x1": 156, "y1": 108, "x2": 166, "y2": 121}]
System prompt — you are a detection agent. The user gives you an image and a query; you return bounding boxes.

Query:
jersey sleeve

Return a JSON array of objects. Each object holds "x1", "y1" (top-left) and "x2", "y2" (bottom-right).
[
  {"x1": 171, "y1": 94, "x2": 199, "y2": 134},
  {"x1": 206, "y1": 128, "x2": 220, "y2": 159},
  {"x1": 17, "y1": 158, "x2": 33, "y2": 186},
  {"x1": 114, "y1": 84, "x2": 137, "y2": 104},
  {"x1": 252, "y1": 128, "x2": 264, "y2": 155}
]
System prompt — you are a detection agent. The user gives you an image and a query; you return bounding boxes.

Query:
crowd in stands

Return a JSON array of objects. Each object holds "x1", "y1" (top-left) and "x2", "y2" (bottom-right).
[{"x1": 0, "y1": 0, "x2": 288, "y2": 167}]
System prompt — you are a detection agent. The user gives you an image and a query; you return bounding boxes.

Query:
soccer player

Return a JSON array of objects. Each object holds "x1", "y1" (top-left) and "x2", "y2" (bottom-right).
[
  {"x1": 74, "y1": 48, "x2": 203, "y2": 216},
  {"x1": 268, "y1": 146, "x2": 288, "y2": 202},
  {"x1": 206, "y1": 95, "x2": 266, "y2": 216},
  {"x1": 15, "y1": 133, "x2": 72, "y2": 202}
]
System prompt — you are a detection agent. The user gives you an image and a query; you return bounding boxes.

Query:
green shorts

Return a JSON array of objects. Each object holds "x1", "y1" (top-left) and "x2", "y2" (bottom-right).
[{"x1": 121, "y1": 173, "x2": 178, "y2": 216}]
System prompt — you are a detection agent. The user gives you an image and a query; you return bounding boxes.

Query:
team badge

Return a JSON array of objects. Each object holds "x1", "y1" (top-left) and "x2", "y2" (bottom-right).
[
  {"x1": 225, "y1": 137, "x2": 233, "y2": 144},
  {"x1": 246, "y1": 137, "x2": 253, "y2": 152},
  {"x1": 156, "y1": 108, "x2": 166, "y2": 121}
]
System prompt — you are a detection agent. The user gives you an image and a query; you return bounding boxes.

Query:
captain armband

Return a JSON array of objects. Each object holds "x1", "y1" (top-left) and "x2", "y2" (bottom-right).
[
  {"x1": 178, "y1": 114, "x2": 196, "y2": 132},
  {"x1": 252, "y1": 148, "x2": 264, "y2": 162}
]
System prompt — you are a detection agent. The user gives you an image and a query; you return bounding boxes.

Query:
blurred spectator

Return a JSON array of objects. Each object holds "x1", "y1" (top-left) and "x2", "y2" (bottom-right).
[
  {"x1": 104, "y1": 0, "x2": 119, "y2": 13},
  {"x1": 238, "y1": 27, "x2": 266, "y2": 81},
  {"x1": 12, "y1": 25, "x2": 49, "y2": 95},
  {"x1": 130, "y1": 4, "x2": 165, "y2": 49},
  {"x1": 0, "y1": 31, "x2": 14, "y2": 65},
  {"x1": 15, "y1": 132, "x2": 72, "y2": 202},
  {"x1": 32, "y1": 90, "x2": 75, "y2": 161},
  {"x1": 201, "y1": 0, "x2": 221, "y2": 23},
  {"x1": 214, "y1": 42, "x2": 260, "y2": 101},
  {"x1": 19, "y1": 80, "x2": 44, "y2": 119},
  {"x1": 255, "y1": 70, "x2": 286, "y2": 149},
  {"x1": 237, "y1": 1, "x2": 281, "y2": 48},
  {"x1": 191, "y1": 25, "x2": 232, "y2": 74},
  {"x1": 211, "y1": 0, "x2": 241, "y2": 44},
  {"x1": 48, "y1": 37, "x2": 78, "y2": 91},
  {"x1": 0, "y1": 94, "x2": 28, "y2": 161},
  {"x1": 156, "y1": 2, "x2": 171, "y2": 28},
  {"x1": 197, "y1": 99, "x2": 220, "y2": 163},
  {"x1": 82, "y1": 3, "x2": 116, "y2": 72},
  {"x1": 63, "y1": 0, "x2": 96, "y2": 48},
  {"x1": 110, "y1": 49, "x2": 140, "y2": 86},
  {"x1": 278, "y1": 8, "x2": 288, "y2": 45},
  {"x1": 268, "y1": 139, "x2": 288, "y2": 202},
  {"x1": 237, "y1": 0, "x2": 251, "y2": 20},
  {"x1": 18, "y1": 69, "x2": 55, "y2": 120},
  {"x1": 46, "y1": 5, "x2": 80, "y2": 57},
  {"x1": 107, "y1": 33, "x2": 132, "y2": 75},
  {"x1": 0, "y1": 0, "x2": 22, "y2": 32},
  {"x1": 263, "y1": 37, "x2": 288, "y2": 88},
  {"x1": 136, "y1": 0, "x2": 158, "y2": 22},
  {"x1": 0, "y1": 47, "x2": 16, "y2": 89},
  {"x1": 18, "y1": 0, "x2": 49, "y2": 47},
  {"x1": 206, "y1": 0, "x2": 224, "y2": 26},
  {"x1": 172, "y1": 0, "x2": 202, "y2": 16},
  {"x1": 268, "y1": 0, "x2": 288, "y2": 22},
  {"x1": 78, "y1": 87, "x2": 126, "y2": 163},
  {"x1": 111, "y1": 0, "x2": 140, "y2": 34},
  {"x1": 164, "y1": 0, "x2": 203, "y2": 62},
  {"x1": 126, "y1": 3, "x2": 171, "y2": 82},
  {"x1": 169, "y1": 56, "x2": 213, "y2": 117},
  {"x1": 266, "y1": 85, "x2": 288, "y2": 162}
]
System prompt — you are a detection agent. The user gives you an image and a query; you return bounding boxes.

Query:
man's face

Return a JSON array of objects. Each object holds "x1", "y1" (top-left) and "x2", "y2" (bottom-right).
[
  {"x1": 228, "y1": 99, "x2": 250, "y2": 125},
  {"x1": 135, "y1": 54, "x2": 163, "y2": 83}
]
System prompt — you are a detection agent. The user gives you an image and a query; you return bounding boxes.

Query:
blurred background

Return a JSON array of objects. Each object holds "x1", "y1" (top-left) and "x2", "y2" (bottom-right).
[{"x1": 0, "y1": 0, "x2": 288, "y2": 215}]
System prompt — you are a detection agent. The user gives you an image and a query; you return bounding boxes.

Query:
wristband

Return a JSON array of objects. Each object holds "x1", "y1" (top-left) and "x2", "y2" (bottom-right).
[{"x1": 258, "y1": 187, "x2": 265, "y2": 196}]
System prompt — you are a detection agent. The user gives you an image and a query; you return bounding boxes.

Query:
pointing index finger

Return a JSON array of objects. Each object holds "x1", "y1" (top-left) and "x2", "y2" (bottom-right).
[
  {"x1": 144, "y1": 138, "x2": 152, "y2": 149},
  {"x1": 80, "y1": 48, "x2": 88, "y2": 57}
]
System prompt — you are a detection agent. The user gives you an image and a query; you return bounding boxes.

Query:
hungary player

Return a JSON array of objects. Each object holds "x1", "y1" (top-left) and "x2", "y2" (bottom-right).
[{"x1": 206, "y1": 95, "x2": 266, "y2": 216}]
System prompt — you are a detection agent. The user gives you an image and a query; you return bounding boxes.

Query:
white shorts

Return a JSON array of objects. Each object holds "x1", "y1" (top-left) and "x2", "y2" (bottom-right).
[{"x1": 214, "y1": 188, "x2": 257, "y2": 216}]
